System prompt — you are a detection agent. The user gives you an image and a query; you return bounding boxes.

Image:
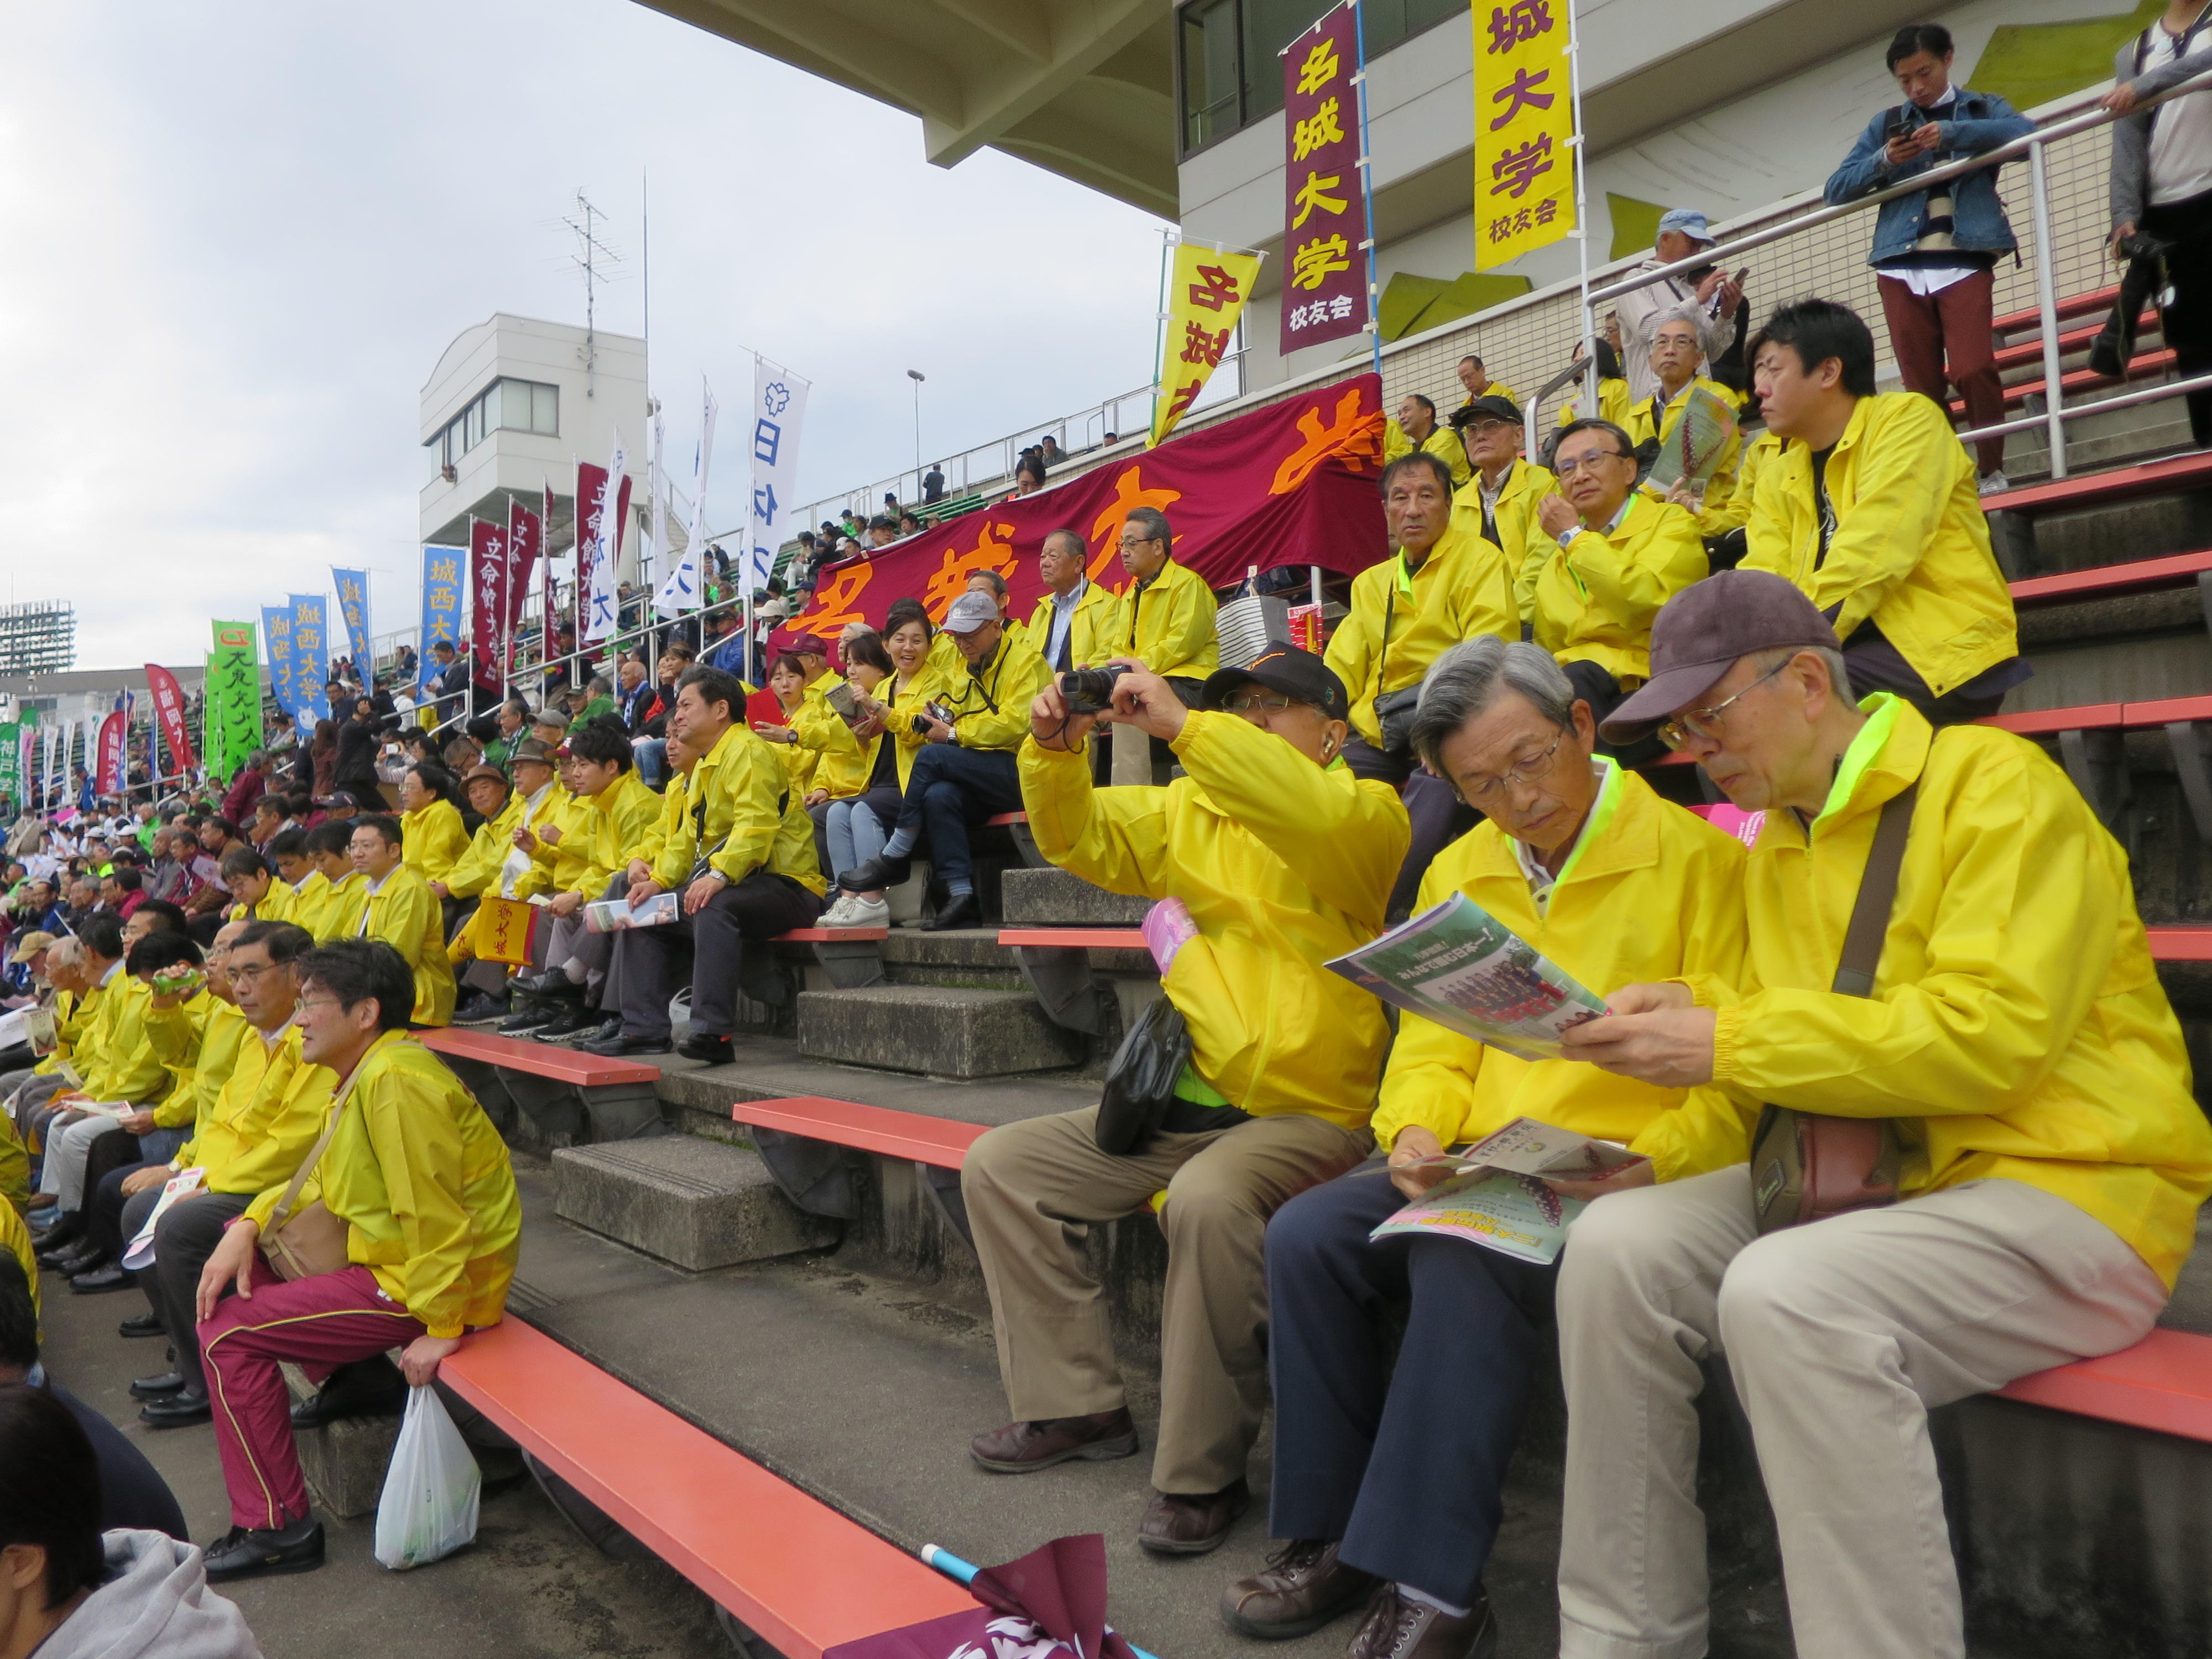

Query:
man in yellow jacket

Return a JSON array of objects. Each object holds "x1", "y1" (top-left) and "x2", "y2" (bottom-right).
[
  {"x1": 1531, "y1": 419, "x2": 1708, "y2": 748},
  {"x1": 1110, "y1": 507, "x2": 1219, "y2": 701},
  {"x1": 1740, "y1": 298, "x2": 2026, "y2": 723},
  {"x1": 1449, "y1": 395, "x2": 1556, "y2": 627},
  {"x1": 833, "y1": 592, "x2": 1055, "y2": 933},
  {"x1": 348, "y1": 815, "x2": 455, "y2": 1027},
  {"x1": 1627, "y1": 316, "x2": 1743, "y2": 538},
  {"x1": 1224, "y1": 638, "x2": 1750, "y2": 1656},
  {"x1": 1381, "y1": 393, "x2": 1471, "y2": 488},
  {"x1": 1026, "y1": 529, "x2": 1119, "y2": 677},
  {"x1": 580, "y1": 666, "x2": 826, "y2": 1064},
  {"x1": 1556, "y1": 571, "x2": 2212, "y2": 1659},
  {"x1": 1326, "y1": 450, "x2": 1516, "y2": 917},
  {"x1": 194, "y1": 938, "x2": 519, "y2": 1582},
  {"x1": 966, "y1": 648, "x2": 1408, "y2": 1557}
]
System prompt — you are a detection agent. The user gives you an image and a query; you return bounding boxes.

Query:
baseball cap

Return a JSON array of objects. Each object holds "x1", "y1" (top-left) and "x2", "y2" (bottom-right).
[
  {"x1": 531, "y1": 709, "x2": 571, "y2": 733},
  {"x1": 1656, "y1": 208, "x2": 1717, "y2": 244},
  {"x1": 941, "y1": 593, "x2": 999, "y2": 635},
  {"x1": 1201, "y1": 646, "x2": 1349, "y2": 723},
  {"x1": 1599, "y1": 571, "x2": 1841, "y2": 743},
  {"x1": 1460, "y1": 393, "x2": 1523, "y2": 426},
  {"x1": 787, "y1": 632, "x2": 830, "y2": 655},
  {"x1": 9, "y1": 931, "x2": 55, "y2": 964}
]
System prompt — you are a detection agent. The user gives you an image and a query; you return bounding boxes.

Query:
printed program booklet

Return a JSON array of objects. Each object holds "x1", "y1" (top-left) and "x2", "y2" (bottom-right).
[
  {"x1": 1326, "y1": 893, "x2": 1609, "y2": 1061},
  {"x1": 1644, "y1": 383, "x2": 1740, "y2": 496},
  {"x1": 582, "y1": 891, "x2": 681, "y2": 935},
  {"x1": 1369, "y1": 1117, "x2": 1650, "y2": 1264}
]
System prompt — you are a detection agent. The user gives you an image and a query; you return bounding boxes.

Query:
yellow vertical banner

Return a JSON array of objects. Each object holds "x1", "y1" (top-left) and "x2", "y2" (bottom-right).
[
  {"x1": 1151, "y1": 242, "x2": 1264, "y2": 447},
  {"x1": 1474, "y1": 0, "x2": 1577, "y2": 271}
]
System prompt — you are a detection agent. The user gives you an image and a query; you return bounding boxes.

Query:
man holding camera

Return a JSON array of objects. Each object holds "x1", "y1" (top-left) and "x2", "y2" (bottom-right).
[
  {"x1": 961, "y1": 649, "x2": 1407, "y2": 1558},
  {"x1": 834, "y1": 591, "x2": 1053, "y2": 932}
]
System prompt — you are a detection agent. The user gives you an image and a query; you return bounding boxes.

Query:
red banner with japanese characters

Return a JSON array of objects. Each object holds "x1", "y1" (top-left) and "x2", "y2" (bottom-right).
[
  {"x1": 142, "y1": 664, "x2": 197, "y2": 773},
  {"x1": 469, "y1": 516, "x2": 509, "y2": 693},
  {"x1": 96, "y1": 710, "x2": 127, "y2": 796},
  {"x1": 789, "y1": 373, "x2": 1390, "y2": 640},
  {"x1": 1280, "y1": 4, "x2": 1368, "y2": 355},
  {"x1": 507, "y1": 495, "x2": 541, "y2": 675}
]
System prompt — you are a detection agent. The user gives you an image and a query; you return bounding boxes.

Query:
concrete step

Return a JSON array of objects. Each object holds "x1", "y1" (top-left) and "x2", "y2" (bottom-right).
[
  {"x1": 552, "y1": 1136, "x2": 842, "y2": 1270},
  {"x1": 796, "y1": 985, "x2": 1088, "y2": 1078},
  {"x1": 282, "y1": 1362, "x2": 400, "y2": 1520},
  {"x1": 1000, "y1": 866, "x2": 1153, "y2": 927}
]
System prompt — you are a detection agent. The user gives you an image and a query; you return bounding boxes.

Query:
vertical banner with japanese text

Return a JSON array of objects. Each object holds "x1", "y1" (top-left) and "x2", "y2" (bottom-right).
[
  {"x1": 507, "y1": 495, "x2": 541, "y2": 667},
  {"x1": 332, "y1": 569, "x2": 373, "y2": 673},
  {"x1": 656, "y1": 380, "x2": 717, "y2": 618},
  {"x1": 418, "y1": 546, "x2": 463, "y2": 694},
  {"x1": 542, "y1": 482, "x2": 558, "y2": 643},
  {"x1": 96, "y1": 710, "x2": 126, "y2": 795},
  {"x1": 0, "y1": 724, "x2": 18, "y2": 811},
  {"x1": 1279, "y1": 6, "x2": 1367, "y2": 356},
  {"x1": 574, "y1": 461, "x2": 606, "y2": 638},
  {"x1": 1155, "y1": 243, "x2": 1261, "y2": 446},
  {"x1": 747, "y1": 360, "x2": 808, "y2": 592},
  {"x1": 1475, "y1": 0, "x2": 1576, "y2": 269},
  {"x1": 143, "y1": 664, "x2": 197, "y2": 773},
  {"x1": 468, "y1": 517, "x2": 509, "y2": 691},
  {"x1": 262, "y1": 606, "x2": 299, "y2": 730},
  {"x1": 289, "y1": 596, "x2": 330, "y2": 727},
  {"x1": 583, "y1": 439, "x2": 629, "y2": 644}
]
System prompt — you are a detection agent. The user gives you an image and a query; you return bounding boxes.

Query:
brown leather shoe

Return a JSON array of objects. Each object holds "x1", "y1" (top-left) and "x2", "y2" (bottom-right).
[
  {"x1": 969, "y1": 1408, "x2": 1139, "y2": 1473},
  {"x1": 1138, "y1": 1478, "x2": 1250, "y2": 1556},
  {"x1": 1220, "y1": 1540, "x2": 1381, "y2": 1639},
  {"x1": 1349, "y1": 1585, "x2": 1497, "y2": 1659}
]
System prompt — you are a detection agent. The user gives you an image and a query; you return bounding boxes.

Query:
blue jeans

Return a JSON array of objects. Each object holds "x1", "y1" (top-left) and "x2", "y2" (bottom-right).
[
  {"x1": 825, "y1": 799, "x2": 889, "y2": 885},
  {"x1": 892, "y1": 746, "x2": 1024, "y2": 891},
  {"x1": 632, "y1": 738, "x2": 669, "y2": 787}
]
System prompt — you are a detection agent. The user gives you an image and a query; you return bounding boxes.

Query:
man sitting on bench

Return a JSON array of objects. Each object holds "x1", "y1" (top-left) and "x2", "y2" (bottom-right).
[
  {"x1": 1552, "y1": 570, "x2": 2212, "y2": 1659},
  {"x1": 963, "y1": 649, "x2": 1407, "y2": 1557},
  {"x1": 580, "y1": 666, "x2": 826, "y2": 1063}
]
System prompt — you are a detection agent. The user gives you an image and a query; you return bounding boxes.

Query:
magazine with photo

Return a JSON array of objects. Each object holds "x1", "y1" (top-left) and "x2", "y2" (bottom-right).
[
  {"x1": 1644, "y1": 383, "x2": 1739, "y2": 495},
  {"x1": 582, "y1": 891, "x2": 682, "y2": 935},
  {"x1": 1364, "y1": 1117, "x2": 1648, "y2": 1264}
]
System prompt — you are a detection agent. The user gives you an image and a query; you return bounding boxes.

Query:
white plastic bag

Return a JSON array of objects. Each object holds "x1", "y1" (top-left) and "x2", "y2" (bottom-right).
[{"x1": 374, "y1": 1385, "x2": 481, "y2": 1570}]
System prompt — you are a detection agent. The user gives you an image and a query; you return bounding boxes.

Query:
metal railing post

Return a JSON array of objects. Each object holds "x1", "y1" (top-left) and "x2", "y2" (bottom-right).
[{"x1": 2029, "y1": 137, "x2": 2068, "y2": 481}]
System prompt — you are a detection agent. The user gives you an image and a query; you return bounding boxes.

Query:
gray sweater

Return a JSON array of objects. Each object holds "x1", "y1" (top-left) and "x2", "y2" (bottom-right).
[
  {"x1": 2110, "y1": 27, "x2": 2212, "y2": 225},
  {"x1": 32, "y1": 1531, "x2": 263, "y2": 1659}
]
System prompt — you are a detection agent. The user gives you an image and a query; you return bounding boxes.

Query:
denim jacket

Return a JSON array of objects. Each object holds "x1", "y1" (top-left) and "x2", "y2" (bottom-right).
[{"x1": 1825, "y1": 88, "x2": 2036, "y2": 266}]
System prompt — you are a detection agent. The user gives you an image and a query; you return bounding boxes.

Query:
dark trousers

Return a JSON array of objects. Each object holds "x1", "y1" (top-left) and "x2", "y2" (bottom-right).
[
  {"x1": 1340, "y1": 735, "x2": 1477, "y2": 922},
  {"x1": 2143, "y1": 188, "x2": 2212, "y2": 448},
  {"x1": 892, "y1": 746, "x2": 1024, "y2": 890},
  {"x1": 614, "y1": 870, "x2": 822, "y2": 1043},
  {"x1": 1877, "y1": 268, "x2": 2003, "y2": 476},
  {"x1": 141, "y1": 1190, "x2": 254, "y2": 1395},
  {"x1": 1560, "y1": 660, "x2": 1666, "y2": 768},
  {"x1": 1266, "y1": 1161, "x2": 1558, "y2": 1606},
  {"x1": 87, "y1": 1155, "x2": 168, "y2": 1262},
  {"x1": 1840, "y1": 633, "x2": 2013, "y2": 726}
]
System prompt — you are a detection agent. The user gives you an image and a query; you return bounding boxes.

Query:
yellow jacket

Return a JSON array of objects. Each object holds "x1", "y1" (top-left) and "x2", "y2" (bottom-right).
[
  {"x1": 1451, "y1": 460, "x2": 1558, "y2": 626},
  {"x1": 245, "y1": 1032, "x2": 519, "y2": 1338},
  {"x1": 1742, "y1": 392, "x2": 2018, "y2": 697},
  {"x1": 791, "y1": 670, "x2": 860, "y2": 768},
  {"x1": 1531, "y1": 491, "x2": 1708, "y2": 682},
  {"x1": 1019, "y1": 712, "x2": 1409, "y2": 1128},
  {"x1": 1556, "y1": 377, "x2": 1633, "y2": 429},
  {"x1": 1383, "y1": 420, "x2": 1473, "y2": 487},
  {"x1": 148, "y1": 988, "x2": 223, "y2": 1130},
  {"x1": 1712, "y1": 697, "x2": 2212, "y2": 1288},
  {"x1": 1455, "y1": 382, "x2": 1522, "y2": 419},
  {"x1": 1700, "y1": 430, "x2": 1781, "y2": 539},
  {"x1": 654, "y1": 721, "x2": 826, "y2": 896},
  {"x1": 1026, "y1": 580, "x2": 1121, "y2": 672},
  {"x1": 34, "y1": 986, "x2": 96, "y2": 1078},
  {"x1": 75, "y1": 975, "x2": 171, "y2": 1105},
  {"x1": 441, "y1": 791, "x2": 526, "y2": 899},
  {"x1": 1324, "y1": 529, "x2": 1519, "y2": 748},
  {"x1": 1371, "y1": 762, "x2": 1752, "y2": 1179},
  {"x1": 885, "y1": 665, "x2": 950, "y2": 790},
  {"x1": 1628, "y1": 375, "x2": 1741, "y2": 537},
  {"x1": 518, "y1": 787, "x2": 595, "y2": 899},
  {"x1": 942, "y1": 633, "x2": 1056, "y2": 755},
  {"x1": 192, "y1": 1022, "x2": 336, "y2": 1197},
  {"x1": 779, "y1": 740, "x2": 819, "y2": 798},
  {"x1": 1, "y1": 1200, "x2": 32, "y2": 1314},
  {"x1": 0, "y1": 1109, "x2": 24, "y2": 1212},
  {"x1": 622, "y1": 767, "x2": 692, "y2": 874},
  {"x1": 1111, "y1": 560, "x2": 1219, "y2": 683},
  {"x1": 814, "y1": 708, "x2": 884, "y2": 799},
  {"x1": 292, "y1": 869, "x2": 367, "y2": 943},
  {"x1": 497, "y1": 783, "x2": 571, "y2": 902},
  {"x1": 225, "y1": 884, "x2": 293, "y2": 927},
  {"x1": 358, "y1": 864, "x2": 456, "y2": 1027},
  {"x1": 571, "y1": 771, "x2": 662, "y2": 898},
  {"x1": 401, "y1": 799, "x2": 470, "y2": 885}
]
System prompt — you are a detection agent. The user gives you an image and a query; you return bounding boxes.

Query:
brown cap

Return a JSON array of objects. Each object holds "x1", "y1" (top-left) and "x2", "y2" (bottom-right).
[
  {"x1": 8, "y1": 930, "x2": 55, "y2": 964},
  {"x1": 510, "y1": 738, "x2": 557, "y2": 768},
  {"x1": 787, "y1": 632, "x2": 828, "y2": 656},
  {"x1": 1600, "y1": 570, "x2": 1841, "y2": 743},
  {"x1": 462, "y1": 764, "x2": 510, "y2": 788}
]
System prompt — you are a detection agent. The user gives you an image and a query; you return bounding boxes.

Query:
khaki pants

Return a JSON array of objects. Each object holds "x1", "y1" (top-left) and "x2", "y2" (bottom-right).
[
  {"x1": 963, "y1": 1105, "x2": 1370, "y2": 1495},
  {"x1": 1556, "y1": 1167, "x2": 2168, "y2": 1659}
]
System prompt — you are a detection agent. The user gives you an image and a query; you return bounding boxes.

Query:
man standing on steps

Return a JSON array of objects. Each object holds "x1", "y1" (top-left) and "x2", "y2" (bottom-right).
[{"x1": 962, "y1": 648, "x2": 1407, "y2": 1559}]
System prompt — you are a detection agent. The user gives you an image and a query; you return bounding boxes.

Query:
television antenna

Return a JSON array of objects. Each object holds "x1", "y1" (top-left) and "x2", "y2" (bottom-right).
[{"x1": 563, "y1": 189, "x2": 624, "y2": 398}]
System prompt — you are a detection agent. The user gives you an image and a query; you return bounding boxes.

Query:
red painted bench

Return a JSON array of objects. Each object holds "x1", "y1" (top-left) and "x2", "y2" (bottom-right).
[
  {"x1": 1986, "y1": 312, "x2": 2153, "y2": 375},
  {"x1": 1997, "y1": 1327, "x2": 2212, "y2": 1443},
  {"x1": 440, "y1": 1319, "x2": 977, "y2": 1659},
  {"x1": 1994, "y1": 286, "x2": 2120, "y2": 337},
  {"x1": 420, "y1": 1026, "x2": 658, "y2": 1086},
  {"x1": 728, "y1": 1094, "x2": 988, "y2": 1169},
  {"x1": 2010, "y1": 547, "x2": 2212, "y2": 608},
  {"x1": 997, "y1": 928, "x2": 1148, "y2": 951},
  {"x1": 1983, "y1": 449, "x2": 2212, "y2": 517},
  {"x1": 1955, "y1": 350, "x2": 2176, "y2": 415}
]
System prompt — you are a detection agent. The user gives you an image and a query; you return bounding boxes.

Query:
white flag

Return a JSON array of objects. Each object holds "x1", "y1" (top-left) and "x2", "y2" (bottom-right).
[
  {"x1": 655, "y1": 378, "x2": 718, "y2": 618},
  {"x1": 747, "y1": 357, "x2": 810, "y2": 592},
  {"x1": 585, "y1": 433, "x2": 627, "y2": 644}
]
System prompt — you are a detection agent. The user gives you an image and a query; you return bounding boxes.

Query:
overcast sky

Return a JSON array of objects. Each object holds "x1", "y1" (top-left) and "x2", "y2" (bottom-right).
[{"x1": 3, "y1": 2, "x2": 1171, "y2": 669}]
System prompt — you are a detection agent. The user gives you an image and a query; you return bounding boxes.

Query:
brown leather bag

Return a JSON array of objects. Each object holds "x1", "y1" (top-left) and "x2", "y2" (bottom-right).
[
  {"x1": 1749, "y1": 784, "x2": 1914, "y2": 1234},
  {"x1": 259, "y1": 1072, "x2": 361, "y2": 1281}
]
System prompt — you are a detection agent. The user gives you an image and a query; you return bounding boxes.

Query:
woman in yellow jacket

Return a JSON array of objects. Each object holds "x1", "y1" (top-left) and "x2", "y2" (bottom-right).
[
  {"x1": 396, "y1": 765, "x2": 471, "y2": 886},
  {"x1": 1228, "y1": 637, "x2": 1750, "y2": 1648},
  {"x1": 812, "y1": 633, "x2": 901, "y2": 906},
  {"x1": 195, "y1": 940, "x2": 519, "y2": 1579},
  {"x1": 822, "y1": 603, "x2": 945, "y2": 926}
]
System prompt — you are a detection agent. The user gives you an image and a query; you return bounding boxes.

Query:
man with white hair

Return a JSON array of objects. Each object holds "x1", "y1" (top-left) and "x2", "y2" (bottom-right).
[{"x1": 1613, "y1": 209, "x2": 1741, "y2": 406}]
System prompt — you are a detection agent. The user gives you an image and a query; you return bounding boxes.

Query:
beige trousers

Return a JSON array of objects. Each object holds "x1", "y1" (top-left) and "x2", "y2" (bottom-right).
[
  {"x1": 1555, "y1": 1166, "x2": 2169, "y2": 1659},
  {"x1": 963, "y1": 1104, "x2": 1370, "y2": 1495}
]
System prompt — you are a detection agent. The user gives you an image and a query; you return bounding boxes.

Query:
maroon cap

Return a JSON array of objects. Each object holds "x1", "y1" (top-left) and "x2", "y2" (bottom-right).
[
  {"x1": 786, "y1": 633, "x2": 828, "y2": 655},
  {"x1": 1600, "y1": 570, "x2": 1840, "y2": 742}
]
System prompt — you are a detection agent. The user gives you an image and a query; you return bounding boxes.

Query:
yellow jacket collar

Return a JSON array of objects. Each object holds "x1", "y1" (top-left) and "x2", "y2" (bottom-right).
[{"x1": 1783, "y1": 693, "x2": 1929, "y2": 843}]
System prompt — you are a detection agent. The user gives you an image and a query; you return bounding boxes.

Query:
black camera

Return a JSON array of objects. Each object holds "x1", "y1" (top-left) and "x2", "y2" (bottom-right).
[
  {"x1": 1061, "y1": 665, "x2": 1128, "y2": 715},
  {"x1": 2115, "y1": 231, "x2": 2174, "y2": 264},
  {"x1": 910, "y1": 701, "x2": 954, "y2": 736}
]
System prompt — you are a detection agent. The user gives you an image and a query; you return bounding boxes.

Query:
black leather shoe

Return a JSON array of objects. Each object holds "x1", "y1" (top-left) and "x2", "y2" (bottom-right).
[
  {"x1": 35, "y1": 1233, "x2": 89, "y2": 1269},
  {"x1": 553, "y1": 1017, "x2": 625, "y2": 1048},
  {"x1": 131, "y1": 1371, "x2": 185, "y2": 1400},
  {"x1": 675, "y1": 1032, "x2": 733, "y2": 1065},
  {"x1": 141, "y1": 1387, "x2": 211, "y2": 1428},
  {"x1": 45, "y1": 1244, "x2": 104, "y2": 1277},
  {"x1": 530, "y1": 1003, "x2": 598, "y2": 1040},
  {"x1": 291, "y1": 1358, "x2": 407, "y2": 1430},
  {"x1": 515, "y1": 969, "x2": 576, "y2": 998},
  {"x1": 202, "y1": 1519, "x2": 325, "y2": 1583},
  {"x1": 576, "y1": 1029, "x2": 670, "y2": 1057},
  {"x1": 71, "y1": 1264, "x2": 132, "y2": 1294},
  {"x1": 838, "y1": 854, "x2": 911, "y2": 894},
  {"x1": 119, "y1": 1311, "x2": 165, "y2": 1339},
  {"x1": 922, "y1": 893, "x2": 980, "y2": 932}
]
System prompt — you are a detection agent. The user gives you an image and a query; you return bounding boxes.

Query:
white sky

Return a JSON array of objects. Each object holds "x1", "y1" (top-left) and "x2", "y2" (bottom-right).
[{"x1": 2, "y1": 2, "x2": 1171, "y2": 669}]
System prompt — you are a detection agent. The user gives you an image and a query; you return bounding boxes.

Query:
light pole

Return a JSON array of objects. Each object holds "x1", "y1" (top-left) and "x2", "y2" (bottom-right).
[{"x1": 906, "y1": 369, "x2": 925, "y2": 498}]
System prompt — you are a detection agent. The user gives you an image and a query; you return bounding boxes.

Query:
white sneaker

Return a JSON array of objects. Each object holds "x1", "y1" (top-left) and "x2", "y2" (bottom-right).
[
  {"x1": 817, "y1": 893, "x2": 863, "y2": 928},
  {"x1": 831, "y1": 894, "x2": 890, "y2": 930},
  {"x1": 1976, "y1": 469, "x2": 2010, "y2": 496}
]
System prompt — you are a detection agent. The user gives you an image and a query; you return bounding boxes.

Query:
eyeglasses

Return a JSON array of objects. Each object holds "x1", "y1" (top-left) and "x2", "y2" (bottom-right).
[
  {"x1": 1460, "y1": 729, "x2": 1568, "y2": 805},
  {"x1": 1657, "y1": 658, "x2": 1792, "y2": 749},
  {"x1": 1222, "y1": 690, "x2": 1301, "y2": 716},
  {"x1": 295, "y1": 997, "x2": 341, "y2": 1013},
  {"x1": 229, "y1": 961, "x2": 281, "y2": 983},
  {"x1": 1553, "y1": 448, "x2": 1633, "y2": 477}
]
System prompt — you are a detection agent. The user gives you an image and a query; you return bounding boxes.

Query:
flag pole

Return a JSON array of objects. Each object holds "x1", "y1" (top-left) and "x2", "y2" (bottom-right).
[
  {"x1": 1566, "y1": 0, "x2": 1597, "y2": 415},
  {"x1": 1351, "y1": 0, "x2": 1383, "y2": 380}
]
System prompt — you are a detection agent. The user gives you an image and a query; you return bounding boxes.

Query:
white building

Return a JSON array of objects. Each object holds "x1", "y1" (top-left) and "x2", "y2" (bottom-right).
[{"x1": 418, "y1": 314, "x2": 651, "y2": 580}]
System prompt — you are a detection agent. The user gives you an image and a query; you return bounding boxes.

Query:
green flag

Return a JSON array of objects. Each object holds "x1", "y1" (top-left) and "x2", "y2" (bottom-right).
[{"x1": 207, "y1": 620, "x2": 262, "y2": 781}]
